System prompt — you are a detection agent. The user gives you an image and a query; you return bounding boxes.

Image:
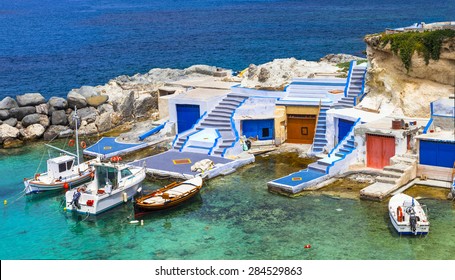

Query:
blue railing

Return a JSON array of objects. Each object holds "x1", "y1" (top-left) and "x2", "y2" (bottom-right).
[
  {"x1": 343, "y1": 61, "x2": 356, "y2": 97},
  {"x1": 353, "y1": 68, "x2": 367, "y2": 106},
  {"x1": 325, "y1": 117, "x2": 361, "y2": 173},
  {"x1": 138, "y1": 121, "x2": 167, "y2": 141},
  {"x1": 221, "y1": 97, "x2": 247, "y2": 157},
  {"x1": 328, "y1": 118, "x2": 361, "y2": 158},
  {"x1": 423, "y1": 118, "x2": 433, "y2": 134},
  {"x1": 209, "y1": 129, "x2": 222, "y2": 155}
]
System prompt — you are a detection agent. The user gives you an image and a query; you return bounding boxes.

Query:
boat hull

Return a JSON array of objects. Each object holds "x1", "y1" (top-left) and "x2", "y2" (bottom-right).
[
  {"x1": 24, "y1": 172, "x2": 93, "y2": 194},
  {"x1": 65, "y1": 168, "x2": 146, "y2": 215},
  {"x1": 135, "y1": 177, "x2": 203, "y2": 211},
  {"x1": 389, "y1": 212, "x2": 429, "y2": 235}
]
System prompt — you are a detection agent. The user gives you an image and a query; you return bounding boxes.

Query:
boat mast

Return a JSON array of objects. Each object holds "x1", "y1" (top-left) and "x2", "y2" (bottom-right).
[{"x1": 73, "y1": 106, "x2": 80, "y2": 167}]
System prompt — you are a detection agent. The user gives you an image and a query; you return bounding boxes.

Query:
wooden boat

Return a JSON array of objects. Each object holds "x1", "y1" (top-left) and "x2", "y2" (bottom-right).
[{"x1": 135, "y1": 177, "x2": 203, "y2": 211}]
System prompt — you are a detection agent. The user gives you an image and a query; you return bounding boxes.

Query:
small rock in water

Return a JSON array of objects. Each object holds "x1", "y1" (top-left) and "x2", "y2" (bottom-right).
[{"x1": 336, "y1": 208, "x2": 343, "y2": 212}]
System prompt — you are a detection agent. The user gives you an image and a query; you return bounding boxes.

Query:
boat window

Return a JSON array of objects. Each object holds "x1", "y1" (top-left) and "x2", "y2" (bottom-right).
[
  {"x1": 120, "y1": 168, "x2": 133, "y2": 178},
  {"x1": 96, "y1": 166, "x2": 118, "y2": 188},
  {"x1": 59, "y1": 163, "x2": 66, "y2": 172},
  {"x1": 66, "y1": 160, "x2": 74, "y2": 170}
]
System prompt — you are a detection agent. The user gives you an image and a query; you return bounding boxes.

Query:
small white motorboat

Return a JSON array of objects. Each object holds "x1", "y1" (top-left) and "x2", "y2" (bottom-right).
[
  {"x1": 65, "y1": 161, "x2": 146, "y2": 215},
  {"x1": 388, "y1": 193, "x2": 429, "y2": 236}
]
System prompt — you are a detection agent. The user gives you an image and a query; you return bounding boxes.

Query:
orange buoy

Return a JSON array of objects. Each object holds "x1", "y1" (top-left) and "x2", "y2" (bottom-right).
[
  {"x1": 68, "y1": 139, "x2": 75, "y2": 147},
  {"x1": 397, "y1": 206, "x2": 403, "y2": 222},
  {"x1": 80, "y1": 141, "x2": 87, "y2": 149},
  {"x1": 304, "y1": 244, "x2": 311, "y2": 249},
  {"x1": 90, "y1": 172, "x2": 95, "y2": 178},
  {"x1": 63, "y1": 182, "x2": 69, "y2": 189},
  {"x1": 117, "y1": 156, "x2": 122, "y2": 161}
]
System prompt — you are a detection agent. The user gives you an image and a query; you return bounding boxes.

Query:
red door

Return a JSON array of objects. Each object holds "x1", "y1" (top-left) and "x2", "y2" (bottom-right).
[{"x1": 366, "y1": 134, "x2": 395, "y2": 169}]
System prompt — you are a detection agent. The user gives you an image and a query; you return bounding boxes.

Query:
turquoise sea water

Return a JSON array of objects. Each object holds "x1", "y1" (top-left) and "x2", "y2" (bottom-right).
[{"x1": 1, "y1": 145, "x2": 454, "y2": 260}]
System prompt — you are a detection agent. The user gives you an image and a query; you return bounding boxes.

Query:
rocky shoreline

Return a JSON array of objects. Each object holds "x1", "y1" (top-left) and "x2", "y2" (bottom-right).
[{"x1": 0, "y1": 54, "x2": 361, "y2": 149}]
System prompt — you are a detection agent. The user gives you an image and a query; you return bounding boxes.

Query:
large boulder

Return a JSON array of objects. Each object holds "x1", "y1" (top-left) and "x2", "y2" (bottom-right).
[
  {"x1": 0, "y1": 124, "x2": 20, "y2": 144},
  {"x1": 20, "y1": 123, "x2": 45, "y2": 140},
  {"x1": 114, "y1": 91, "x2": 134, "y2": 119},
  {"x1": 51, "y1": 110, "x2": 68, "y2": 126},
  {"x1": 67, "y1": 91, "x2": 87, "y2": 109},
  {"x1": 95, "y1": 112, "x2": 113, "y2": 133},
  {"x1": 79, "y1": 122, "x2": 98, "y2": 136},
  {"x1": 86, "y1": 95, "x2": 108, "y2": 107},
  {"x1": 74, "y1": 86, "x2": 98, "y2": 99},
  {"x1": 98, "y1": 103, "x2": 114, "y2": 114},
  {"x1": 9, "y1": 106, "x2": 36, "y2": 121},
  {"x1": 77, "y1": 107, "x2": 98, "y2": 123},
  {"x1": 0, "y1": 97, "x2": 18, "y2": 110},
  {"x1": 43, "y1": 125, "x2": 73, "y2": 141},
  {"x1": 48, "y1": 97, "x2": 68, "y2": 110},
  {"x1": 134, "y1": 94, "x2": 154, "y2": 118},
  {"x1": 21, "y1": 113, "x2": 41, "y2": 128},
  {"x1": 35, "y1": 103, "x2": 49, "y2": 115},
  {"x1": 16, "y1": 93, "x2": 46, "y2": 107},
  {"x1": 20, "y1": 124, "x2": 45, "y2": 140},
  {"x1": 3, "y1": 118, "x2": 17, "y2": 127},
  {"x1": 39, "y1": 114, "x2": 50, "y2": 128},
  {"x1": 0, "y1": 110, "x2": 10, "y2": 120}
]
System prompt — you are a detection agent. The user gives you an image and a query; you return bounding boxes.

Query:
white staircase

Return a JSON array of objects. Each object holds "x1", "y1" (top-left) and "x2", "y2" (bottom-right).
[{"x1": 334, "y1": 63, "x2": 367, "y2": 109}]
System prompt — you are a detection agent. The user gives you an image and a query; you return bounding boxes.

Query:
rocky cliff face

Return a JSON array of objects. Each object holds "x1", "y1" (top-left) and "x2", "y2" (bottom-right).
[{"x1": 361, "y1": 34, "x2": 455, "y2": 117}]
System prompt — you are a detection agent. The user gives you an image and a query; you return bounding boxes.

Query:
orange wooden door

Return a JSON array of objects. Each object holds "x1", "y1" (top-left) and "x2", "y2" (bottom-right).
[
  {"x1": 366, "y1": 134, "x2": 395, "y2": 169},
  {"x1": 287, "y1": 115, "x2": 316, "y2": 144}
]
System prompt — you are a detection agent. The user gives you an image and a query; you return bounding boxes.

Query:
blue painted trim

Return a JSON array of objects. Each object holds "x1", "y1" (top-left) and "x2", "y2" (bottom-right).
[
  {"x1": 423, "y1": 118, "x2": 433, "y2": 134},
  {"x1": 344, "y1": 61, "x2": 355, "y2": 97},
  {"x1": 221, "y1": 97, "x2": 248, "y2": 157},
  {"x1": 430, "y1": 102, "x2": 434, "y2": 116},
  {"x1": 138, "y1": 122, "x2": 167, "y2": 141},
  {"x1": 431, "y1": 114, "x2": 455, "y2": 118},
  {"x1": 179, "y1": 130, "x2": 201, "y2": 152},
  {"x1": 209, "y1": 129, "x2": 222, "y2": 155},
  {"x1": 326, "y1": 118, "x2": 361, "y2": 173},
  {"x1": 171, "y1": 134, "x2": 179, "y2": 147}
]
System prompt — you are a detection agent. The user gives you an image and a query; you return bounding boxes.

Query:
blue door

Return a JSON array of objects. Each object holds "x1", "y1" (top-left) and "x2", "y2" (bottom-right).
[
  {"x1": 176, "y1": 104, "x2": 200, "y2": 133},
  {"x1": 419, "y1": 140, "x2": 455, "y2": 168},
  {"x1": 242, "y1": 119, "x2": 274, "y2": 140},
  {"x1": 338, "y1": 118, "x2": 355, "y2": 143}
]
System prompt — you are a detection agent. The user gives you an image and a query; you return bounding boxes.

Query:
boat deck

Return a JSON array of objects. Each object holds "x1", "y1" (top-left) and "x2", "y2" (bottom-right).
[
  {"x1": 129, "y1": 150, "x2": 253, "y2": 179},
  {"x1": 84, "y1": 137, "x2": 148, "y2": 159}
]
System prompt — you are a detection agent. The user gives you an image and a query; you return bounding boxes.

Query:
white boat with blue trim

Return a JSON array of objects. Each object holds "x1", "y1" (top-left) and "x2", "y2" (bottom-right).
[
  {"x1": 65, "y1": 161, "x2": 146, "y2": 215},
  {"x1": 24, "y1": 107, "x2": 99, "y2": 194},
  {"x1": 388, "y1": 193, "x2": 429, "y2": 236}
]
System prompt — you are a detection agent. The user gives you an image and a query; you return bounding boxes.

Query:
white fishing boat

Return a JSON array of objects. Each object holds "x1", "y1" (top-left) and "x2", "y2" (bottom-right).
[
  {"x1": 65, "y1": 161, "x2": 146, "y2": 215},
  {"x1": 24, "y1": 107, "x2": 99, "y2": 194},
  {"x1": 388, "y1": 193, "x2": 429, "y2": 235}
]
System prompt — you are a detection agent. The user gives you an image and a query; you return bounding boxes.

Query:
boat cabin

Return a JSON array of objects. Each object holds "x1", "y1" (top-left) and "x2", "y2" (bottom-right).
[
  {"x1": 89, "y1": 163, "x2": 134, "y2": 193},
  {"x1": 47, "y1": 155, "x2": 75, "y2": 179}
]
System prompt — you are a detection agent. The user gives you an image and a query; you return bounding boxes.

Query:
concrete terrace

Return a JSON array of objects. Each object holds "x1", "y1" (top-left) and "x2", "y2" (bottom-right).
[{"x1": 129, "y1": 150, "x2": 254, "y2": 179}]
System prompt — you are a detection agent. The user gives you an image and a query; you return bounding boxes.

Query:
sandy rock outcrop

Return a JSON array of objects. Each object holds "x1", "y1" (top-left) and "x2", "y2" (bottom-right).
[
  {"x1": 240, "y1": 58, "x2": 342, "y2": 90},
  {"x1": 361, "y1": 34, "x2": 455, "y2": 117}
]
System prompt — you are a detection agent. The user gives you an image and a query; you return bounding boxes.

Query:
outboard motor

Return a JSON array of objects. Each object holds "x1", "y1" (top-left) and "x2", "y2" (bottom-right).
[
  {"x1": 70, "y1": 190, "x2": 82, "y2": 209},
  {"x1": 409, "y1": 213, "x2": 418, "y2": 235}
]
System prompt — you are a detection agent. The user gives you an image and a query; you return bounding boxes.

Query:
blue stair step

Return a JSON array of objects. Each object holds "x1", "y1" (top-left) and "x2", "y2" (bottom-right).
[
  {"x1": 335, "y1": 152, "x2": 346, "y2": 157},
  {"x1": 339, "y1": 147, "x2": 352, "y2": 153}
]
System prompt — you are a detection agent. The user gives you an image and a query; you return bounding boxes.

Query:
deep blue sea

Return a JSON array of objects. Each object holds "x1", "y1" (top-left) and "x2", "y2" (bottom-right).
[{"x1": 0, "y1": 0, "x2": 453, "y2": 99}]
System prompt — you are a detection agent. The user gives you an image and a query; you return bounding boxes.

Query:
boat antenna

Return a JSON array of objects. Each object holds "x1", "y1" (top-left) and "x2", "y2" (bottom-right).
[{"x1": 73, "y1": 106, "x2": 81, "y2": 168}]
